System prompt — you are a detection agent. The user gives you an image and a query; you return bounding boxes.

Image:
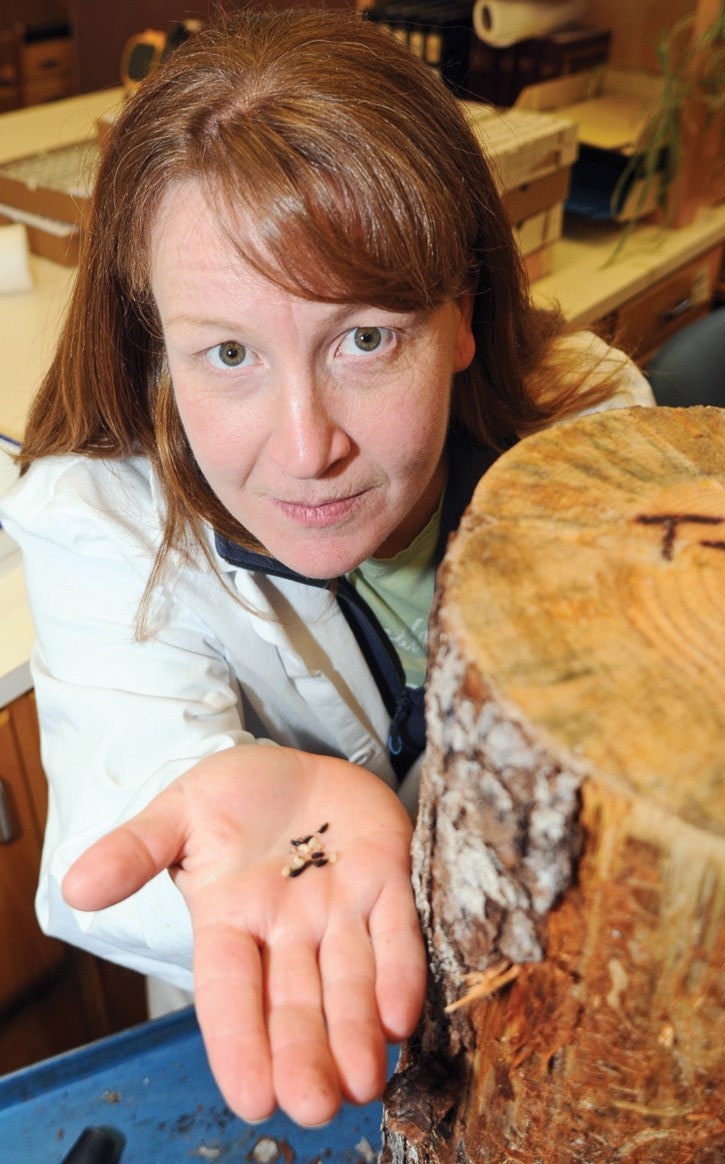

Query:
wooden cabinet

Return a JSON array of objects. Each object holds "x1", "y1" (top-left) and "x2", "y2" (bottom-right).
[
  {"x1": 21, "y1": 32, "x2": 75, "y2": 106},
  {"x1": 0, "y1": 698, "x2": 64, "y2": 1009},
  {"x1": 611, "y1": 243, "x2": 724, "y2": 363},
  {"x1": 0, "y1": 690, "x2": 146, "y2": 1076},
  {"x1": 0, "y1": 2, "x2": 76, "y2": 108},
  {"x1": 0, "y1": 28, "x2": 22, "y2": 113}
]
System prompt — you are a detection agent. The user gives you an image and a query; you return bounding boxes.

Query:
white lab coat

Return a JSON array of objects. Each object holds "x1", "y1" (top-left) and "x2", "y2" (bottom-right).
[
  {"x1": 2, "y1": 453, "x2": 402, "y2": 989},
  {"x1": 0, "y1": 334, "x2": 654, "y2": 992}
]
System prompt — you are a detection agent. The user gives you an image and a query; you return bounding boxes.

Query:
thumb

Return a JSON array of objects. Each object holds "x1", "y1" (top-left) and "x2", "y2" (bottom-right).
[{"x1": 62, "y1": 796, "x2": 187, "y2": 911}]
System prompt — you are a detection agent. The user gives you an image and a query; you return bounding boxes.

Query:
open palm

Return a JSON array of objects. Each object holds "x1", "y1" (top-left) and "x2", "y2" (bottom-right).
[{"x1": 62, "y1": 745, "x2": 426, "y2": 1127}]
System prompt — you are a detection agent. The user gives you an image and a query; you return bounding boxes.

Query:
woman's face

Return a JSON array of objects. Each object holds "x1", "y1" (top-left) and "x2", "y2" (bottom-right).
[{"x1": 150, "y1": 182, "x2": 475, "y2": 578}]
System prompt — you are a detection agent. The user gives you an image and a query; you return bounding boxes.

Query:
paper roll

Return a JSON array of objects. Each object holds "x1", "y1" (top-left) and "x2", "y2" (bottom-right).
[
  {"x1": 0, "y1": 223, "x2": 33, "y2": 294},
  {"x1": 473, "y1": 0, "x2": 588, "y2": 48}
]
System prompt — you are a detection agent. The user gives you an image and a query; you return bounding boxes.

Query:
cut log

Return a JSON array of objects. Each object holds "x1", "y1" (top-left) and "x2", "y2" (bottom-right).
[{"x1": 382, "y1": 406, "x2": 725, "y2": 1164}]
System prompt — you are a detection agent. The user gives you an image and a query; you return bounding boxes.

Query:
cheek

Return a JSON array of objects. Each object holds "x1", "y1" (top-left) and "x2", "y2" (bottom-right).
[
  {"x1": 170, "y1": 365, "x2": 254, "y2": 469},
  {"x1": 172, "y1": 389, "x2": 243, "y2": 487},
  {"x1": 174, "y1": 393, "x2": 215, "y2": 462},
  {"x1": 395, "y1": 367, "x2": 451, "y2": 448},
  {"x1": 381, "y1": 393, "x2": 449, "y2": 489},
  {"x1": 169, "y1": 368, "x2": 200, "y2": 435}
]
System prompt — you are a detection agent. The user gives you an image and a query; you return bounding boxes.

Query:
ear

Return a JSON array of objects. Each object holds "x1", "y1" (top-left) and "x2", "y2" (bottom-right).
[{"x1": 453, "y1": 291, "x2": 476, "y2": 373}]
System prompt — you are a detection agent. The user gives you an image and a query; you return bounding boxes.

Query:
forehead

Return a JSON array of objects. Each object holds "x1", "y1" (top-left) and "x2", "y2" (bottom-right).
[
  {"x1": 146, "y1": 163, "x2": 463, "y2": 319},
  {"x1": 149, "y1": 180, "x2": 279, "y2": 305},
  {"x1": 148, "y1": 181, "x2": 371, "y2": 334},
  {"x1": 148, "y1": 177, "x2": 341, "y2": 312},
  {"x1": 151, "y1": 181, "x2": 241, "y2": 266}
]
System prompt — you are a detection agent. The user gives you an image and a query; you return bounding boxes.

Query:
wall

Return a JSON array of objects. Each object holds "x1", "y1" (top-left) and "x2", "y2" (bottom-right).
[
  {"x1": 3, "y1": 1, "x2": 70, "y2": 30},
  {"x1": 585, "y1": 0, "x2": 695, "y2": 72},
  {"x1": 67, "y1": 0, "x2": 353, "y2": 94}
]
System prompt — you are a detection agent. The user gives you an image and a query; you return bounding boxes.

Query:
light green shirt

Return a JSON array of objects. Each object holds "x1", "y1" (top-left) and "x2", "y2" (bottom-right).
[{"x1": 347, "y1": 505, "x2": 441, "y2": 687}]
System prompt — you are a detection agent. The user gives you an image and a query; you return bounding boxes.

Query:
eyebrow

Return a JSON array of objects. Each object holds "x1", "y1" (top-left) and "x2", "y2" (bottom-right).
[
  {"x1": 163, "y1": 303, "x2": 413, "y2": 332},
  {"x1": 164, "y1": 314, "x2": 243, "y2": 330}
]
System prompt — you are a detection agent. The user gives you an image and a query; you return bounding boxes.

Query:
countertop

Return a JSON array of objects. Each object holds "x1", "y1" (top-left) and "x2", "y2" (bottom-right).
[
  {"x1": 0, "y1": 540, "x2": 32, "y2": 708},
  {"x1": 0, "y1": 89, "x2": 123, "y2": 708},
  {"x1": 0, "y1": 439, "x2": 33, "y2": 706},
  {"x1": 0, "y1": 87, "x2": 124, "y2": 446},
  {"x1": 1, "y1": 88, "x2": 725, "y2": 708},
  {"x1": 532, "y1": 203, "x2": 725, "y2": 326}
]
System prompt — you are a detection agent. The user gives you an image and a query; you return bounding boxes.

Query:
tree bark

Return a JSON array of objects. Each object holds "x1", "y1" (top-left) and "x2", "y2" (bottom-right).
[{"x1": 382, "y1": 406, "x2": 725, "y2": 1164}]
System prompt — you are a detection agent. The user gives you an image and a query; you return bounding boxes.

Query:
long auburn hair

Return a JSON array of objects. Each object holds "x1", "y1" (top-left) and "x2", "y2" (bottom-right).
[{"x1": 19, "y1": 7, "x2": 612, "y2": 567}]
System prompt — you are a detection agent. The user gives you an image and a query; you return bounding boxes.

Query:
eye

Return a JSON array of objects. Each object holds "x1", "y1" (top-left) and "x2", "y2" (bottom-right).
[
  {"x1": 352, "y1": 327, "x2": 383, "y2": 352},
  {"x1": 338, "y1": 326, "x2": 393, "y2": 356},
  {"x1": 206, "y1": 341, "x2": 250, "y2": 369}
]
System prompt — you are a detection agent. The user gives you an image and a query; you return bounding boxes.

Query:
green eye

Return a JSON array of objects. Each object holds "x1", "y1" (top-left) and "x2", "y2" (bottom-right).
[
  {"x1": 353, "y1": 327, "x2": 383, "y2": 352},
  {"x1": 216, "y1": 341, "x2": 247, "y2": 366}
]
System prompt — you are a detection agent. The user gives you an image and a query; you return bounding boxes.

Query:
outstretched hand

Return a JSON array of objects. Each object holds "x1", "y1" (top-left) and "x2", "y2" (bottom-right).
[{"x1": 62, "y1": 746, "x2": 426, "y2": 1127}]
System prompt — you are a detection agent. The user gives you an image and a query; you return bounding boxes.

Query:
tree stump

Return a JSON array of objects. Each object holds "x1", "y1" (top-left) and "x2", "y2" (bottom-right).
[{"x1": 382, "y1": 406, "x2": 725, "y2": 1164}]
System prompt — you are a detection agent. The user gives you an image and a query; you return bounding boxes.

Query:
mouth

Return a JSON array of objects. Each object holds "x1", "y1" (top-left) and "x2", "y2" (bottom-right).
[{"x1": 272, "y1": 490, "x2": 369, "y2": 528}]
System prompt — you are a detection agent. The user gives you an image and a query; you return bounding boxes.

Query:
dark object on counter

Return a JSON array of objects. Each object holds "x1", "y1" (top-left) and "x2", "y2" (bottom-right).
[
  {"x1": 60, "y1": 1126, "x2": 125, "y2": 1163},
  {"x1": 363, "y1": 1, "x2": 474, "y2": 96},
  {"x1": 466, "y1": 25, "x2": 611, "y2": 107}
]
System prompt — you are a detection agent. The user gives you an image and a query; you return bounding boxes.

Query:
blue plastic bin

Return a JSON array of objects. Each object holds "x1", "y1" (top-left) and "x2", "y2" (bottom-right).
[{"x1": 0, "y1": 1007, "x2": 394, "y2": 1162}]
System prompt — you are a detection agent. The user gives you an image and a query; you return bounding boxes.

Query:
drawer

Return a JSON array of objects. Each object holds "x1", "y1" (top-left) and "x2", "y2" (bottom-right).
[
  {"x1": 0, "y1": 87, "x2": 22, "y2": 113},
  {"x1": 21, "y1": 36, "x2": 74, "y2": 83},
  {"x1": 0, "y1": 707, "x2": 64, "y2": 1009},
  {"x1": 615, "y1": 245, "x2": 723, "y2": 362},
  {"x1": 22, "y1": 72, "x2": 74, "y2": 106},
  {"x1": 0, "y1": 28, "x2": 21, "y2": 112}
]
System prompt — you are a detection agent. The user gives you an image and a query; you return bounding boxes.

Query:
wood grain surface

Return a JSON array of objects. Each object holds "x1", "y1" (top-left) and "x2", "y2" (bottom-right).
[{"x1": 383, "y1": 406, "x2": 724, "y2": 1164}]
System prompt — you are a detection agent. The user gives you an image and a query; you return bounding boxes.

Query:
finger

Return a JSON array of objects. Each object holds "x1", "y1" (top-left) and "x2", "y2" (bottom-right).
[
  {"x1": 369, "y1": 876, "x2": 427, "y2": 1041},
  {"x1": 193, "y1": 920, "x2": 276, "y2": 1123},
  {"x1": 265, "y1": 929, "x2": 343, "y2": 1127},
  {"x1": 62, "y1": 795, "x2": 188, "y2": 910},
  {"x1": 319, "y1": 919, "x2": 388, "y2": 1105}
]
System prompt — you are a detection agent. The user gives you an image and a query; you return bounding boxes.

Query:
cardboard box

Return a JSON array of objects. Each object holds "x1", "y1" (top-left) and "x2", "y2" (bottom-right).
[
  {"x1": 0, "y1": 140, "x2": 98, "y2": 228},
  {"x1": 501, "y1": 165, "x2": 571, "y2": 225},
  {"x1": 522, "y1": 242, "x2": 555, "y2": 283},
  {"x1": 514, "y1": 67, "x2": 666, "y2": 222},
  {"x1": 461, "y1": 101, "x2": 578, "y2": 193},
  {"x1": 0, "y1": 99, "x2": 579, "y2": 270},
  {"x1": 461, "y1": 102, "x2": 575, "y2": 278},
  {"x1": 96, "y1": 110, "x2": 120, "y2": 146},
  {"x1": 0, "y1": 203, "x2": 80, "y2": 267},
  {"x1": 514, "y1": 202, "x2": 564, "y2": 257}
]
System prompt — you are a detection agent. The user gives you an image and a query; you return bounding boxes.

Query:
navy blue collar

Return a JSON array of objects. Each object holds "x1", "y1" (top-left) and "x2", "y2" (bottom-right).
[{"x1": 214, "y1": 424, "x2": 500, "y2": 778}]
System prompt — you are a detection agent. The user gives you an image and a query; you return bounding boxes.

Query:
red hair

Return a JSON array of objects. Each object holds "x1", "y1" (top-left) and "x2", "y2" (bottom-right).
[{"x1": 20, "y1": 8, "x2": 613, "y2": 564}]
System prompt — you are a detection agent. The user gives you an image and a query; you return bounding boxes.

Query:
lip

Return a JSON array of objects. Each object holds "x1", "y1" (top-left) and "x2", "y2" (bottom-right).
[{"x1": 272, "y1": 490, "x2": 368, "y2": 528}]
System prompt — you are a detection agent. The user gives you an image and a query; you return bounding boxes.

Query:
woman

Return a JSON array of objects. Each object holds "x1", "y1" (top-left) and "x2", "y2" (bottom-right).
[{"x1": 0, "y1": 8, "x2": 652, "y2": 1128}]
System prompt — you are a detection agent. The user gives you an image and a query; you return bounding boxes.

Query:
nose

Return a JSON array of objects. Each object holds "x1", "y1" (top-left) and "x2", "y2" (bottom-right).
[{"x1": 268, "y1": 371, "x2": 352, "y2": 479}]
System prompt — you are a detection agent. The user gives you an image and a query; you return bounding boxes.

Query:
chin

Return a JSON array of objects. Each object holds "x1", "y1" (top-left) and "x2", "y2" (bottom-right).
[
  {"x1": 282, "y1": 552, "x2": 363, "y2": 580},
  {"x1": 272, "y1": 537, "x2": 378, "y2": 580}
]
